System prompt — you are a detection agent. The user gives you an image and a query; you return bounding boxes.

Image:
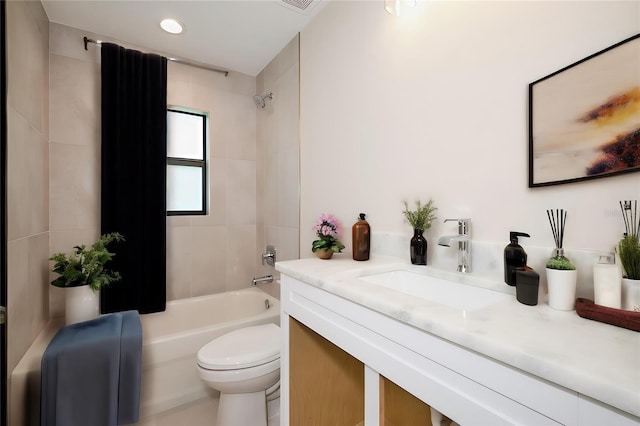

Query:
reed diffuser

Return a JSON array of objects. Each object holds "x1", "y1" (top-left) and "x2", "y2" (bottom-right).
[
  {"x1": 545, "y1": 209, "x2": 576, "y2": 270},
  {"x1": 545, "y1": 209, "x2": 577, "y2": 311}
]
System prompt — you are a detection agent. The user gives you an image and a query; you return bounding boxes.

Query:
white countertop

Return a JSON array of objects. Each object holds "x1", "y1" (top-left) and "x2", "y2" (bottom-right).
[{"x1": 276, "y1": 254, "x2": 640, "y2": 418}]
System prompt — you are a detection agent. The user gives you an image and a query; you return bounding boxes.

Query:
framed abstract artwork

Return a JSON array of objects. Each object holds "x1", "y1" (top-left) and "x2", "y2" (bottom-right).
[{"x1": 529, "y1": 33, "x2": 640, "y2": 187}]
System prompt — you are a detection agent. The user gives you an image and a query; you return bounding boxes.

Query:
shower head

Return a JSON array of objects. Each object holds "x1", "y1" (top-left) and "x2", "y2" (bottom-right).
[{"x1": 253, "y1": 92, "x2": 273, "y2": 109}]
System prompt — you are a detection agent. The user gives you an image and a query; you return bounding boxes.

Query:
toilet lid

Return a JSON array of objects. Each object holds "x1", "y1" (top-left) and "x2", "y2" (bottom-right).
[{"x1": 197, "y1": 323, "x2": 280, "y2": 370}]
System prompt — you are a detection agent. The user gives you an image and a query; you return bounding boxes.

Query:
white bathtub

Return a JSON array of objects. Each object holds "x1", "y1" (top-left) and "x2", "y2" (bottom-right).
[{"x1": 138, "y1": 287, "x2": 280, "y2": 418}]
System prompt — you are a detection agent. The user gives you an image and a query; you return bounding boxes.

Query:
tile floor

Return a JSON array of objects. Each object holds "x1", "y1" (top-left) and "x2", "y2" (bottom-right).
[
  {"x1": 136, "y1": 397, "x2": 218, "y2": 426},
  {"x1": 135, "y1": 396, "x2": 280, "y2": 426}
]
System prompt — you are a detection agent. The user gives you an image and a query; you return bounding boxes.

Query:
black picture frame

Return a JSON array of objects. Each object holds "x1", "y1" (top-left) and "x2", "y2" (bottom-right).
[{"x1": 529, "y1": 33, "x2": 640, "y2": 187}]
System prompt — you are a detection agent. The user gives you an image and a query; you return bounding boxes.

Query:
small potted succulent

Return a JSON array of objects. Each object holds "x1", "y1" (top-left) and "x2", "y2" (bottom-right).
[
  {"x1": 311, "y1": 214, "x2": 345, "y2": 259},
  {"x1": 402, "y1": 199, "x2": 437, "y2": 265},
  {"x1": 545, "y1": 209, "x2": 577, "y2": 311},
  {"x1": 618, "y1": 200, "x2": 640, "y2": 311},
  {"x1": 50, "y1": 232, "x2": 124, "y2": 324}
]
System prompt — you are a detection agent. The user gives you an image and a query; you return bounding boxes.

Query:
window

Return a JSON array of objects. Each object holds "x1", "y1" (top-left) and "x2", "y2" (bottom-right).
[{"x1": 166, "y1": 108, "x2": 207, "y2": 215}]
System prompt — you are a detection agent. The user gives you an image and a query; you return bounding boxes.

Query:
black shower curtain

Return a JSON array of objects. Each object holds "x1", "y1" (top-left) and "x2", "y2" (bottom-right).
[{"x1": 100, "y1": 43, "x2": 167, "y2": 314}]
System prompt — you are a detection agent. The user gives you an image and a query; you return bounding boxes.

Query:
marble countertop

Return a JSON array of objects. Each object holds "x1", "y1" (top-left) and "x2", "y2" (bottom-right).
[{"x1": 276, "y1": 254, "x2": 640, "y2": 417}]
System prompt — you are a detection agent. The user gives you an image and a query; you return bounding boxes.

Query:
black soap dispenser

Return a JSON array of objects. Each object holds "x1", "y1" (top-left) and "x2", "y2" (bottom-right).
[{"x1": 504, "y1": 232, "x2": 530, "y2": 286}]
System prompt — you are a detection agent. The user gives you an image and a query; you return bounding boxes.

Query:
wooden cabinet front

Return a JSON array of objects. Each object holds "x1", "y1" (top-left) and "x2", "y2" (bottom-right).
[{"x1": 289, "y1": 317, "x2": 365, "y2": 426}]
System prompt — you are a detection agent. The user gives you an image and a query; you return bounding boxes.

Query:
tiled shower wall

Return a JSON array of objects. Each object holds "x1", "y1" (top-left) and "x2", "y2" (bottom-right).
[
  {"x1": 6, "y1": 0, "x2": 50, "y2": 377},
  {"x1": 255, "y1": 35, "x2": 300, "y2": 284},
  {"x1": 48, "y1": 22, "x2": 261, "y2": 317}
]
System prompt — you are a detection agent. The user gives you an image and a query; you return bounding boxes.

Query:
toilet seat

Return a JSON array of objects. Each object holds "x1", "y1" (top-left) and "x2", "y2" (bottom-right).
[{"x1": 197, "y1": 323, "x2": 280, "y2": 370}]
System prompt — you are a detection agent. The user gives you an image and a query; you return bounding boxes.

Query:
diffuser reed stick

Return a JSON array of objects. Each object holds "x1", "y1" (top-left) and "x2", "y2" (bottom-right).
[
  {"x1": 620, "y1": 200, "x2": 639, "y2": 239},
  {"x1": 546, "y1": 208, "x2": 575, "y2": 270},
  {"x1": 546, "y1": 209, "x2": 567, "y2": 249}
]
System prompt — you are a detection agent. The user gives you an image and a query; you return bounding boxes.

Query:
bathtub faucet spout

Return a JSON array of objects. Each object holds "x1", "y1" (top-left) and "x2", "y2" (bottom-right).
[{"x1": 252, "y1": 275, "x2": 273, "y2": 286}]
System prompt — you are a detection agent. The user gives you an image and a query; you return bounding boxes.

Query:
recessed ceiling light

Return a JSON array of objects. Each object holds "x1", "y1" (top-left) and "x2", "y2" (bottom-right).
[
  {"x1": 384, "y1": 0, "x2": 416, "y2": 16},
  {"x1": 160, "y1": 18, "x2": 184, "y2": 35}
]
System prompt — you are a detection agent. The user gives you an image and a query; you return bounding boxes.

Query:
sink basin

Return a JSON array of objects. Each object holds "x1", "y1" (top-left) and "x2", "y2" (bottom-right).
[{"x1": 358, "y1": 270, "x2": 510, "y2": 311}]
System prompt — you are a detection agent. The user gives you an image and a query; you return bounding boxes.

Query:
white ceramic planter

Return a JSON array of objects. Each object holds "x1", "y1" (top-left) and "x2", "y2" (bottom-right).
[
  {"x1": 621, "y1": 278, "x2": 640, "y2": 312},
  {"x1": 65, "y1": 285, "x2": 100, "y2": 325},
  {"x1": 546, "y1": 268, "x2": 577, "y2": 311}
]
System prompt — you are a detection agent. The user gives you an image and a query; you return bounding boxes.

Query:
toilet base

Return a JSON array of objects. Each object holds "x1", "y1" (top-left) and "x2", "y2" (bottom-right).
[{"x1": 217, "y1": 391, "x2": 266, "y2": 426}]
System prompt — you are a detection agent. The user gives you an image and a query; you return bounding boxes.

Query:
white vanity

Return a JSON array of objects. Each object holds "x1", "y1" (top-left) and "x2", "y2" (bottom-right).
[{"x1": 276, "y1": 255, "x2": 640, "y2": 425}]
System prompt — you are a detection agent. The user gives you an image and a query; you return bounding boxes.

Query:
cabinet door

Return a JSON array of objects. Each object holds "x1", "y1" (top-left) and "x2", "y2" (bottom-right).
[
  {"x1": 289, "y1": 318, "x2": 364, "y2": 426},
  {"x1": 381, "y1": 376, "x2": 432, "y2": 426}
]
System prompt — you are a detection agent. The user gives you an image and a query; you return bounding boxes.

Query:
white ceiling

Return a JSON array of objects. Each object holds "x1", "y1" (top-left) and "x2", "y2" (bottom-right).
[{"x1": 41, "y1": 0, "x2": 329, "y2": 76}]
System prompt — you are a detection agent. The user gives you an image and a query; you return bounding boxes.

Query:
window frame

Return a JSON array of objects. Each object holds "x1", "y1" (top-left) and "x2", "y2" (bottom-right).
[{"x1": 166, "y1": 107, "x2": 208, "y2": 216}]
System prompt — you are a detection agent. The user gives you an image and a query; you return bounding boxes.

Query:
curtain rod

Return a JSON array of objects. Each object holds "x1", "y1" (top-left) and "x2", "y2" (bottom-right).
[{"x1": 83, "y1": 36, "x2": 229, "y2": 77}]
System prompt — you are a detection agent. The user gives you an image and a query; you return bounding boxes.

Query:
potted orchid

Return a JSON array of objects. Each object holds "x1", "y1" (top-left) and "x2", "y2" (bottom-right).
[{"x1": 312, "y1": 213, "x2": 345, "y2": 259}]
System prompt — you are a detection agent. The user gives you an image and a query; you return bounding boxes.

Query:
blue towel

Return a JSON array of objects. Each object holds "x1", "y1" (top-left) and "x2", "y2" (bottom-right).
[{"x1": 41, "y1": 311, "x2": 142, "y2": 426}]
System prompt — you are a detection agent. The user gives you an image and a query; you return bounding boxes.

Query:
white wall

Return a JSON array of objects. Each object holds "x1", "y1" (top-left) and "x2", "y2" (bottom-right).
[{"x1": 300, "y1": 1, "x2": 640, "y2": 263}]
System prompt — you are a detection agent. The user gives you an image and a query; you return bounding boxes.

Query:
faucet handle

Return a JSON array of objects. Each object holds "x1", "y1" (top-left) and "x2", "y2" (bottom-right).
[{"x1": 443, "y1": 218, "x2": 471, "y2": 234}]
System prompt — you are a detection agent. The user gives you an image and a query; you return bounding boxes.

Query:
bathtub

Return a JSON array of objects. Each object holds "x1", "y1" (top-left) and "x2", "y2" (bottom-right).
[{"x1": 138, "y1": 287, "x2": 280, "y2": 418}]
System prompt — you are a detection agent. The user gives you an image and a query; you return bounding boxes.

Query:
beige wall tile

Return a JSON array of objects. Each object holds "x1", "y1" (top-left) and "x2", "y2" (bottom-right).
[
  {"x1": 28, "y1": 132, "x2": 49, "y2": 235},
  {"x1": 279, "y1": 226, "x2": 300, "y2": 262},
  {"x1": 278, "y1": 63, "x2": 299, "y2": 152},
  {"x1": 166, "y1": 215, "x2": 192, "y2": 228},
  {"x1": 166, "y1": 226, "x2": 193, "y2": 301},
  {"x1": 167, "y1": 62, "x2": 192, "y2": 107},
  {"x1": 49, "y1": 23, "x2": 101, "y2": 64},
  {"x1": 255, "y1": 34, "x2": 300, "y2": 281},
  {"x1": 6, "y1": 2, "x2": 50, "y2": 406},
  {"x1": 49, "y1": 143, "x2": 100, "y2": 231},
  {"x1": 190, "y1": 226, "x2": 227, "y2": 296},
  {"x1": 189, "y1": 78, "x2": 217, "y2": 114},
  {"x1": 7, "y1": 109, "x2": 29, "y2": 241},
  {"x1": 7, "y1": 238, "x2": 29, "y2": 374},
  {"x1": 208, "y1": 98, "x2": 228, "y2": 159},
  {"x1": 28, "y1": 233, "x2": 49, "y2": 337},
  {"x1": 264, "y1": 151, "x2": 279, "y2": 227},
  {"x1": 226, "y1": 159, "x2": 256, "y2": 225},
  {"x1": 6, "y1": 1, "x2": 47, "y2": 133},
  {"x1": 224, "y1": 93, "x2": 257, "y2": 161},
  {"x1": 226, "y1": 225, "x2": 256, "y2": 291},
  {"x1": 7, "y1": 109, "x2": 50, "y2": 239},
  {"x1": 50, "y1": 54, "x2": 100, "y2": 146},
  {"x1": 279, "y1": 147, "x2": 299, "y2": 229}
]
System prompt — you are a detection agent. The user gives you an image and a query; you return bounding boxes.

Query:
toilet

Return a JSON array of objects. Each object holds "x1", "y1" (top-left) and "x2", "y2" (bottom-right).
[{"x1": 197, "y1": 323, "x2": 281, "y2": 426}]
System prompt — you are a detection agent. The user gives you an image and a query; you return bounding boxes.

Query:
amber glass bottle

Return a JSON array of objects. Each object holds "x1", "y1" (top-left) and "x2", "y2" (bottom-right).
[{"x1": 352, "y1": 213, "x2": 370, "y2": 261}]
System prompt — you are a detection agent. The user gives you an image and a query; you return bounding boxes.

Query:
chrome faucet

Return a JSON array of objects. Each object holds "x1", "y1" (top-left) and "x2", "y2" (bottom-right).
[
  {"x1": 261, "y1": 245, "x2": 276, "y2": 266},
  {"x1": 252, "y1": 275, "x2": 273, "y2": 286},
  {"x1": 438, "y1": 218, "x2": 471, "y2": 273}
]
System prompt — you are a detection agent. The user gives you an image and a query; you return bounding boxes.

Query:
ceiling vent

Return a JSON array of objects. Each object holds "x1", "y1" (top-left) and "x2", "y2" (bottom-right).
[{"x1": 277, "y1": 0, "x2": 317, "y2": 15}]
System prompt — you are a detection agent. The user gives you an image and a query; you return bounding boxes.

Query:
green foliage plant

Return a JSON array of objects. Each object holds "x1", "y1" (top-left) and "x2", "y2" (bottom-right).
[
  {"x1": 402, "y1": 199, "x2": 438, "y2": 231},
  {"x1": 545, "y1": 256, "x2": 576, "y2": 270},
  {"x1": 618, "y1": 234, "x2": 640, "y2": 280},
  {"x1": 618, "y1": 200, "x2": 640, "y2": 280},
  {"x1": 49, "y1": 232, "x2": 125, "y2": 291}
]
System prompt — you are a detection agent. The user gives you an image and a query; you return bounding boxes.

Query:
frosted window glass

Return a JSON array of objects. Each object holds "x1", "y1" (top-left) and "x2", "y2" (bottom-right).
[
  {"x1": 167, "y1": 111, "x2": 204, "y2": 160},
  {"x1": 167, "y1": 165, "x2": 203, "y2": 211}
]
